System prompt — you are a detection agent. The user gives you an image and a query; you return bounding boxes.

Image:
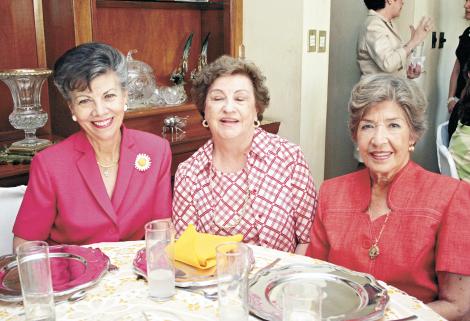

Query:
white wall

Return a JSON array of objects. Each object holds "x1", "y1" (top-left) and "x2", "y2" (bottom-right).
[
  {"x1": 300, "y1": 0, "x2": 330, "y2": 185},
  {"x1": 244, "y1": 0, "x2": 331, "y2": 184}
]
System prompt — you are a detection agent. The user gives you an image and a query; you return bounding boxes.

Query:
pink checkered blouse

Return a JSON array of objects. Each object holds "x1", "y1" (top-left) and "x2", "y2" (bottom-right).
[{"x1": 172, "y1": 128, "x2": 317, "y2": 252}]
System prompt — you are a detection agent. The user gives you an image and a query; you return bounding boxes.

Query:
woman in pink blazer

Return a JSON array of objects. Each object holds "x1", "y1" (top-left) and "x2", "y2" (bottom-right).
[{"x1": 12, "y1": 43, "x2": 172, "y2": 248}]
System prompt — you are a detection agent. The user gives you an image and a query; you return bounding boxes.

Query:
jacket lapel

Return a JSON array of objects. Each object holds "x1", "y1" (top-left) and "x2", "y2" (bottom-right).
[
  {"x1": 75, "y1": 131, "x2": 118, "y2": 225},
  {"x1": 112, "y1": 127, "x2": 135, "y2": 211}
]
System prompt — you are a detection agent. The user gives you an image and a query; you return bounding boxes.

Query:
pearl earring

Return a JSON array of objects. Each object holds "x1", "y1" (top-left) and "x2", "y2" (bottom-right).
[
  {"x1": 124, "y1": 104, "x2": 128, "y2": 112},
  {"x1": 409, "y1": 145, "x2": 415, "y2": 152},
  {"x1": 202, "y1": 119, "x2": 209, "y2": 128},
  {"x1": 72, "y1": 115, "x2": 77, "y2": 122}
]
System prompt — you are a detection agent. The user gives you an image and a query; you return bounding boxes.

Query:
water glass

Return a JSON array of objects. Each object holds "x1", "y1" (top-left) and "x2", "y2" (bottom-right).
[
  {"x1": 282, "y1": 280, "x2": 323, "y2": 321},
  {"x1": 410, "y1": 42, "x2": 426, "y2": 68},
  {"x1": 145, "y1": 220, "x2": 175, "y2": 301},
  {"x1": 16, "y1": 241, "x2": 55, "y2": 321},
  {"x1": 216, "y1": 242, "x2": 250, "y2": 321}
]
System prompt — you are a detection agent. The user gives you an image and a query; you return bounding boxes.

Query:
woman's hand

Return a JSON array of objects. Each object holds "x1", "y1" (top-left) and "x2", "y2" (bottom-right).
[
  {"x1": 12, "y1": 236, "x2": 28, "y2": 253},
  {"x1": 295, "y1": 243, "x2": 309, "y2": 255},
  {"x1": 411, "y1": 16, "x2": 433, "y2": 44},
  {"x1": 428, "y1": 272, "x2": 470, "y2": 320},
  {"x1": 448, "y1": 98, "x2": 459, "y2": 113},
  {"x1": 407, "y1": 63, "x2": 422, "y2": 79},
  {"x1": 405, "y1": 16, "x2": 433, "y2": 55}
]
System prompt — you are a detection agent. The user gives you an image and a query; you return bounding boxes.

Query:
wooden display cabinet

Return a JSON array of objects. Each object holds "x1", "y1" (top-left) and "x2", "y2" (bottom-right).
[
  {"x1": 42, "y1": 0, "x2": 243, "y2": 138},
  {"x1": 0, "y1": 0, "x2": 279, "y2": 187}
]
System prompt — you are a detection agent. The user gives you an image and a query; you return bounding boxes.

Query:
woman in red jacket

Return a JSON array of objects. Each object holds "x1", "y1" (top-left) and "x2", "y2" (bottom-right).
[{"x1": 307, "y1": 74, "x2": 470, "y2": 320}]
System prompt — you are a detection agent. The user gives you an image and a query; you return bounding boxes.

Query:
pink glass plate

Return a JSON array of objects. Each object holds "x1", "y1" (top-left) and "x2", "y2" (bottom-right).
[
  {"x1": 0, "y1": 244, "x2": 110, "y2": 302},
  {"x1": 133, "y1": 247, "x2": 255, "y2": 288}
]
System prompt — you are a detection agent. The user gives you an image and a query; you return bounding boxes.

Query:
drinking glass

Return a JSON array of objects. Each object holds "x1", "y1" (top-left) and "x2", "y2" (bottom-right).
[
  {"x1": 282, "y1": 280, "x2": 324, "y2": 321},
  {"x1": 216, "y1": 242, "x2": 250, "y2": 321},
  {"x1": 410, "y1": 42, "x2": 426, "y2": 69},
  {"x1": 16, "y1": 241, "x2": 55, "y2": 321},
  {"x1": 145, "y1": 220, "x2": 175, "y2": 301}
]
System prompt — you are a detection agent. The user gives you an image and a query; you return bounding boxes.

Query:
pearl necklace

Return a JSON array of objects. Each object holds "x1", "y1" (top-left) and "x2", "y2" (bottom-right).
[{"x1": 209, "y1": 164, "x2": 251, "y2": 230}]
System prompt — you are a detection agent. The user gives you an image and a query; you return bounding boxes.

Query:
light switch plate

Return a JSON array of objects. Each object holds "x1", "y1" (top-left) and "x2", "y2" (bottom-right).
[
  {"x1": 308, "y1": 29, "x2": 316, "y2": 52},
  {"x1": 318, "y1": 30, "x2": 327, "y2": 53}
]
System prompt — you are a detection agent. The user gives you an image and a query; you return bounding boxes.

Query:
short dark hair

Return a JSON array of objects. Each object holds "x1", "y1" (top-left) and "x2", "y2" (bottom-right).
[
  {"x1": 191, "y1": 55, "x2": 270, "y2": 118},
  {"x1": 363, "y1": 0, "x2": 386, "y2": 10},
  {"x1": 53, "y1": 42, "x2": 127, "y2": 101}
]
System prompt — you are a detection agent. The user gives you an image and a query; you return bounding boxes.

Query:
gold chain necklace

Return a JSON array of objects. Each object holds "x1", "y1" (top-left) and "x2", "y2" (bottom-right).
[
  {"x1": 368, "y1": 211, "x2": 391, "y2": 260},
  {"x1": 209, "y1": 164, "x2": 251, "y2": 230},
  {"x1": 96, "y1": 147, "x2": 119, "y2": 178},
  {"x1": 97, "y1": 159, "x2": 118, "y2": 178}
]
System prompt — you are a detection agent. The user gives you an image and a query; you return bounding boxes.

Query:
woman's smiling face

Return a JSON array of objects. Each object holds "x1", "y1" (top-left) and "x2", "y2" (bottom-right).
[
  {"x1": 68, "y1": 71, "x2": 127, "y2": 144},
  {"x1": 356, "y1": 100, "x2": 415, "y2": 182},
  {"x1": 204, "y1": 73, "x2": 258, "y2": 141}
]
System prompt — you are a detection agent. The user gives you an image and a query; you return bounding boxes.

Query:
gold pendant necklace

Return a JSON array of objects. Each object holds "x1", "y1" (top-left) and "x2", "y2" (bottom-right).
[
  {"x1": 209, "y1": 165, "x2": 251, "y2": 230},
  {"x1": 368, "y1": 211, "x2": 391, "y2": 260}
]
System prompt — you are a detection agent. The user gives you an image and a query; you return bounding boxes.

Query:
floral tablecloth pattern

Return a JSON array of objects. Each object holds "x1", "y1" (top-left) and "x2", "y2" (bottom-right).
[{"x1": 0, "y1": 241, "x2": 446, "y2": 321}]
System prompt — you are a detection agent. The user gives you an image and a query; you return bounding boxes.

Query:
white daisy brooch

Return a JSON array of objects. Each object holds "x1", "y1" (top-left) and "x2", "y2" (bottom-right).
[{"x1": 134, "y1": 153, "x2": 151, "y2": 172}]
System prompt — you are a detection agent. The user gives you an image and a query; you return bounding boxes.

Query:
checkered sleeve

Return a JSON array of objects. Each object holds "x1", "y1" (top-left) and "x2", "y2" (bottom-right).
[
  {"x1": 172, "y1": 164, "x2": 199, "y2": 238},
  {"x1": 291, "y1": 148, "x2": 318, "y2": 244}
]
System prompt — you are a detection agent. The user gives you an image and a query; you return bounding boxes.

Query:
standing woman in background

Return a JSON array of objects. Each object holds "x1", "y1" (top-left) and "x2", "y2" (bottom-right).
[
  {"x1": 357, "y1": 0, "x2": 432, "y2": 79},
  {"x1": 447, "y1": 0, "x2": 470, "y2": 113}
]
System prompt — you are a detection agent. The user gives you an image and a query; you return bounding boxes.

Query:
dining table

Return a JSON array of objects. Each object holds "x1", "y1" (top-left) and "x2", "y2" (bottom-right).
[{"x1": 0, "y1": 240, "x2": 447, "y2": 321}]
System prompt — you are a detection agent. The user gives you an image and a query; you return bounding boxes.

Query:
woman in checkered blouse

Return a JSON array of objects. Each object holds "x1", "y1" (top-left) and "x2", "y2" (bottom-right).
[{"x1": 172, "y1": 56, "x2": 317, "y2": 254}]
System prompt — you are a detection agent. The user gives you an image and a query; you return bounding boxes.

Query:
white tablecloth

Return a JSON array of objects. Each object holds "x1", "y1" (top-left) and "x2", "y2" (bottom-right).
[{"x1": 0, "y1": 241, "x2": 446, "y2": 321}]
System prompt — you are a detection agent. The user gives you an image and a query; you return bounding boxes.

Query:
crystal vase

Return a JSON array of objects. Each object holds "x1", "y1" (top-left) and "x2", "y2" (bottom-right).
[{"x1": 0, "y1": 68, "x2": 52, "y2": 151}]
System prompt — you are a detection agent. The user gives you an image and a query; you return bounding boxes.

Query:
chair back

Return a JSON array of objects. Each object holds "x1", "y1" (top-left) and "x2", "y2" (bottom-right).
[
  {"x1": 436, "y1": 121, "x2": 450, "y2": 147},
  {"x1": 0, "y1": 185, "x2": 26, "y2": 256},
  {"x1": 436, "y1": 121, "x2": 459, "y2": 179}
]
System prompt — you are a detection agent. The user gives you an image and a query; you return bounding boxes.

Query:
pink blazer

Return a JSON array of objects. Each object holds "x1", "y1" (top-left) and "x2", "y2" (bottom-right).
[{"x1": 13, "y1": 127, "x2": 172, "y2": 245}]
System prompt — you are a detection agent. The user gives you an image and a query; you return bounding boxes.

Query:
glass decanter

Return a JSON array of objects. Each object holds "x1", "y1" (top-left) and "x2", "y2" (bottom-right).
[{"x1": 0, "y1": 68, "x2": 52, "y2": 151}]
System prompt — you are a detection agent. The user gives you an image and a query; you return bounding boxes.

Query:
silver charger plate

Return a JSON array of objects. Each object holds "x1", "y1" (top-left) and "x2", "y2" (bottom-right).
[
  {"x1": 0, "y1": 245, "x2": 109, "y2": 302},
  {"x1": 133, "y1": 247, "x2": 255, "y2": 288},
  {"x1": 248, "y1": 263, "x2": 389, "y2": 321}
]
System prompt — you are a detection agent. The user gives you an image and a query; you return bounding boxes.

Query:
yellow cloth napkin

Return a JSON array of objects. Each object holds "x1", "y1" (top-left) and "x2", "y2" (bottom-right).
[{"x1": 174, "y1": 224, "x2": 243, "y2": 270}]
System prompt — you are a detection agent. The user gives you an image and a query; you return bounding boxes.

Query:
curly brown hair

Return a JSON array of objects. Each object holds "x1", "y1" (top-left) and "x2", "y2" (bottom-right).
[{"x1": 191, "y1": 55, "x2": 270, "y2": 118}]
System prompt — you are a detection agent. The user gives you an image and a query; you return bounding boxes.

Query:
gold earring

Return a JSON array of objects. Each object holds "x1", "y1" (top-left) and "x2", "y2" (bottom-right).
[
  {"x1": 254, "y1": 120, "x2": 260, "y2": 128},
  {"x1": 202, "y1": 119, "x2": 209, "y2": 128}
]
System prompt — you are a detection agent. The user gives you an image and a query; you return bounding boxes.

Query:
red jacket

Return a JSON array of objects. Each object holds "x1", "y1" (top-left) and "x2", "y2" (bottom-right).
[{"x1": 307, "y1": 161, "x2": 470, "y2": 303}]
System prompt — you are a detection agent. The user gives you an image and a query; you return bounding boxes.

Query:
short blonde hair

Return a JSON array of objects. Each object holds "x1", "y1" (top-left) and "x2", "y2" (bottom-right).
[{"x1": 348, "y1": 74, "x2": 427, "y2": 141}]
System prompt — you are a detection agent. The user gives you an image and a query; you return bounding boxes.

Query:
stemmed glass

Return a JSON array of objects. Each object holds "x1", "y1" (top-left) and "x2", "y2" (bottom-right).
[{"x1": 0, "y1": 68, "x2": 52, "y2": 152}]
